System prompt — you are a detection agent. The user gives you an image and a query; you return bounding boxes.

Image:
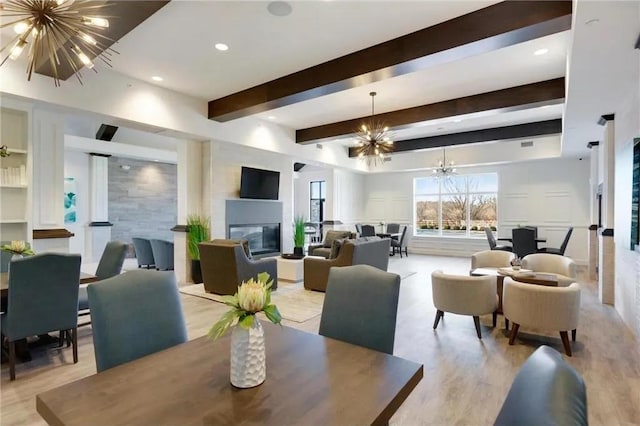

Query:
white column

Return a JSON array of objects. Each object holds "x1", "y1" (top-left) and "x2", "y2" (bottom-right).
[
  {"x1": 598, "y1": 116, "x2": 615, "y2": 304},
  {"x1": 588, "y1": 142, "x2": 599, "y2": 281},
  {"x1": 31, "y1": 108, "x2": 70, "y2": 253},
  {"x1": 174, "y1": 140, "x2": 203, "y2": 283},
  {"x1": 86, "y1": 154, "x2": 111, "y2": 261}
]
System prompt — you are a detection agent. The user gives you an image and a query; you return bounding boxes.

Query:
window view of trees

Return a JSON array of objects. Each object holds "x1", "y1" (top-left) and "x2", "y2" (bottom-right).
[{"x1": 414, "y1": 174, "x2": 497, "y2": 237}]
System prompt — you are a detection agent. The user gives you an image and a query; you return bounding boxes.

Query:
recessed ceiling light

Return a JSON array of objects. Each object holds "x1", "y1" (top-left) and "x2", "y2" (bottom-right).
[
  {"x1": 453, "y1": 119, "x2": 462, "y2": 123},
  {"x1": 585, "y1": 18, "x2": 600, "y2": 26},
  {"x1": 534, "y1": 48, "x2": 549, "y2": 56},
  {"x1": 151, "y1": 76, "x2": 163, "y2": 82},
  {"x1": 215, "y1": 43, "x2": 229, "y2": 51},
  {"x1": 267, "y1": 1, "x2": 293, "y2": 17},
  {"x1": 268, "y1": 116, "x2": 276, "y2": 120}
]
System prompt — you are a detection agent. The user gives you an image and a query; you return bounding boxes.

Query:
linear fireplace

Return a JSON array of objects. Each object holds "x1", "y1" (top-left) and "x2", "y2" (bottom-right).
[{"x1": 229, "y1": 223, "x2": 281, "y2": 256}]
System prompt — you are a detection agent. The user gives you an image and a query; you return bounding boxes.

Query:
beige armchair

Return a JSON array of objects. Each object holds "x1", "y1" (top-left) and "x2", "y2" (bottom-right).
[
  {"x1": 503, "y1": 277, "x2": 581, "y2": 356},
  {"x1": 307, "y1": 230, "x2": 354, "y2": 258},
  {"x1": 304, "y1": 238, "x2": 390, "y2": 292},
  {"x1": 470, "y1": 250, "x2": 515, "y2": 273},
  {"x1": 431, "y1": 270, "x2": 498, "y2": 339},
  {"x1": 521, "y1": 253, "x2": 577, "y2": 287},
  {"x1": 198, "y1": 240, "x2": 277, "y2": 295}
]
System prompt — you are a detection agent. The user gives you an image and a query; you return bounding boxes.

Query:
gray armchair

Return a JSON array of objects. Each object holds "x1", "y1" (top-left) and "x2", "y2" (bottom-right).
[
  {"x1": 199, "y1": 240, "x2": 278, "y2": 295},
  {"x1": 319, "y1": 265, "x2": 400, "y2": 354},
  {"x1": 132, "y1": 237, "x2": 155, "y2": 269},
  {"x1": 87, "y1": 270, "x2": 187, "y2": 372},
  {"x1": 307, "y1": 230, "x2": 353, "y2": 258},
  {"x1": 1, "y1": 253, "x2": 81, "y2": 380},
  {"x1": 150, "y1": 239, "x2": 174, "y2": 271},
  {"x1": 79, "y1": 240, "x2": 128, "y2": 312}
]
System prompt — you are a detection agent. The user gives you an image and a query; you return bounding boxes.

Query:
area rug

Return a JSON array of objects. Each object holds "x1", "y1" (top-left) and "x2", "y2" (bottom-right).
[{"x1": 179, "y1": 282, "x2": 325, "y2": 323}]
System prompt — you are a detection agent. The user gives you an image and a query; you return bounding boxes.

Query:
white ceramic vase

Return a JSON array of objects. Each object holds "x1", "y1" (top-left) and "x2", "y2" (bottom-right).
[{"x1": 230, "y1": 317, "x2": 266, "y2": 388}]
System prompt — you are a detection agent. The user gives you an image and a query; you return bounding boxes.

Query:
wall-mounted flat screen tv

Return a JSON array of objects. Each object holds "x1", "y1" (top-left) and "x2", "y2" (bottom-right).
[{"x1": 240, "y1": 166, "x2": 280, "y2": 200}]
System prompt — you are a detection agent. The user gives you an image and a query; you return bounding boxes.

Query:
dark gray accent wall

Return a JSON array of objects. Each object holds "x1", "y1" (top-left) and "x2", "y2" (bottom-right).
[
  {"x1": 108, "y1": 157, "x2": 177, "y2": 247},
  {"x1": 226, "y1": 199, "x2": 283, "y2": 257}
]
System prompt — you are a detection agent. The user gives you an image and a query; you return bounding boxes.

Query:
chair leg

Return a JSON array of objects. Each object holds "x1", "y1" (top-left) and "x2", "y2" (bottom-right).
[
  {"x1": 66, "y1": 329, "x2": 72, "y2": 347},
  {"x1": 505, "y1": 318, "x2": 509, "y2": 331},
  {"x1": 58, "y1": 330, "x2": 65, "y2": 347},
  {"x1": 508, "y1": 323, "x2": 520, "y2": 345},
  {"x1": 572, "y1": 329, "x2": 576, "y2": 342},
  {"x1": 473, "y1": 316, "x2": 482, "y2": 339},
  {"x1": 9, "y1": 340, "x2": 16, "y2": 381},
  {"x1": 404, "y1": 247, "x2": 408, "y2": 257},
  {"x1": 433, "y1": 310, "x2": 444, "y2": 329},
  {"x1": 492, "y1": 311, "x2": 497, "y2": 328},
  {"x1": 560, "y1": 331, "x2": 572, "y2": 356},
  {"x1": 72, "y1": 327, "x2": 78, "y2": 363}
]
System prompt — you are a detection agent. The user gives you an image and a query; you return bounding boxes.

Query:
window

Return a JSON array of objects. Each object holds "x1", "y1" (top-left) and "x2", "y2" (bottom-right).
[
  {"x1": 309, "y1": 181, "x2": 326, "y2": 223},
  {"x1": 414, "y1": 173, "x2": 497, "y2": 237}
]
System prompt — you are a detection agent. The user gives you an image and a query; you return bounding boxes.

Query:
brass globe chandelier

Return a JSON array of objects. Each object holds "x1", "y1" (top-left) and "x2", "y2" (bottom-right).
[
  {"x1": 353, "y1": 91, "x2": 394, "y2": 166},
  {"x1": 0, "y1": 0, "x2": 114, "y2": 85}
]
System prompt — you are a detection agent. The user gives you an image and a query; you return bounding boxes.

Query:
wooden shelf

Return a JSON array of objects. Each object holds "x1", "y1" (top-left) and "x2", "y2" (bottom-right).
[
  {"x1": 6, "y1": 148, "x2": 27, "y2": 155},
  {"x1": 0, "y1": 184, "x2": 27, "y2": 189}
]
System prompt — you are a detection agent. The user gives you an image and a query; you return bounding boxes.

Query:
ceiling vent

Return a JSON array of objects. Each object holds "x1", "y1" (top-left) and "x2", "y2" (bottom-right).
[
  {"x1": 316, "y1": 143, "x2": 323, "y2": 150},
  {"x1": 520, "y1": 141, "x2": 534, "y2": 148},
  {"x1": 293, "y1": 162, "x2": 306, "y2": 172},
  {"x1": 96, "y1": 124, "x2": 118, "y2": 141},
  {"x1": 384, "y1": 157, "x2": 392, "y2": 162}
]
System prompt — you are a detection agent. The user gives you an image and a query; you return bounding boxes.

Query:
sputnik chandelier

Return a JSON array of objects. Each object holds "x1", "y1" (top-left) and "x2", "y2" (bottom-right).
[
  {"x1": 0, "y1": 0, "x2": 114, "y2": 85},
  {"x1": 353, "y1": 91, "x2": 394, "y2": 166},
  {"x1": 433, "y1": 148, "x2": 457, "y2": 178}
]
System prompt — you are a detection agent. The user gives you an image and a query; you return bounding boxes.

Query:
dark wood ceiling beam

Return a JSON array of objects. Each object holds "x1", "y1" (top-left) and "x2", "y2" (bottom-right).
[
  {"x1": 298, "y1": 78, "x2": 565, "y2": 144},
  {"x1": 208, "y1": 1, "x2": 572, "y2": 122},
  {"x1": 348, "y1": 119, "x2": 562, "y2": 157}
]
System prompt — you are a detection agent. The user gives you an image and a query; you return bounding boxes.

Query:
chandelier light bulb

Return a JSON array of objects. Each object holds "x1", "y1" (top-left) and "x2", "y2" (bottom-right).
[
  {"x1": 82, "y1": 16, "x2": 109, "y2": 28},
  {"x1": 56, "y1": 0, "x2": 67, "y2": 5},
  {"x1": 9, "y1": 39, "x2": 27, "y2": 60},
  {"x1": 13, "y1": 22, "x2": 29, "y2": 34},
  {"x1": 78, "y1": 31, "x2": 98, "y2": 46},
  {"x1": 71, "y1": 46, "x2": 94, "y2": 69}
]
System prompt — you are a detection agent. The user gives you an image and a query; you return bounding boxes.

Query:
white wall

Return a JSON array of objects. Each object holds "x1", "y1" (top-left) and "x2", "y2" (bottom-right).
[
  {"x1": 63, "y1": 151, "x2": 90, "y2": 258},
  {"x1": 362, "y1": 157, "x2": 590, "y2": 261},
  {"x1": 208, "y1": 140, "x2": 295, "y2": 253},
  {"x1": 294, "y1": 169, "x2": 333, "y2": 221}
]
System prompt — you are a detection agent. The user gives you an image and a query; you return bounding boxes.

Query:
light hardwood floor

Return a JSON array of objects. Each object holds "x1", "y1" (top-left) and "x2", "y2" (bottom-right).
[{"x1": 2, "y1": 254, "x2": 639, "y2": 425}]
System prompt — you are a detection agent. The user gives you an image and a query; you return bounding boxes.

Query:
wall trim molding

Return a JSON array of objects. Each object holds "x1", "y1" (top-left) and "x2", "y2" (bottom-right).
[
  {"x1": 598, "y1": 114, "x2": 615, "y2": 125},
  {"x1": 89, "y1": 221, "x2": 113, "y2": 227},
  {"x1": 33, "y1": 228, "x2": 75, "y2": 239}
]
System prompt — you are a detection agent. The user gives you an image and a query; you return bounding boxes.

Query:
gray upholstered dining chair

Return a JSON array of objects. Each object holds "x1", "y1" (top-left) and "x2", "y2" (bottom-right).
[
  {"x1": 511, "y1": 227, "x2": 537, "y2": 258},
  {"x1": 132, "y1": 237, "x2": 155, "y2": 269},
  {"x1": 150, "y1": 239, "x2": 175, "y2": 271},
  {"x1": 1, "y1": 253, "x2": 81, "y2": 380},
  {"x1": 386, "y1": 223, "x2": 400, "y2": 234},
  {"x1": 391, "y1": 226, "x2": 409, "y2": 258},
  {"x1": 87, "y1": 270, "x2": 187, "y2": 372},
  {"x1": 319, "y1": 265, "x2": 400, "y2": 354},
  {"x1": 538, "y1": 227, "x2": 573, "y2": 256},
  {"x1": 484, "y1": 227, "x2": 512, "y2": 252},
  {"x1": 360, "y1": 224, "x2": 376, "y2": 237},
  {"x1": 78, "y1": 240, "x2": 128, "y2": 314}
]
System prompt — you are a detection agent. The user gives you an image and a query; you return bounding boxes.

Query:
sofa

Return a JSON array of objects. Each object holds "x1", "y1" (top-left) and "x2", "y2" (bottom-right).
[
  {"x1": 198, "y1": 239, "x2": 277, "y2": 295},
  {"x1": 307, "y1": 230, "x2": 355, "y2": 258},
  {"x1": 494, "y1": 345, "x2": 587, "y2": 425},
  {"x1": 304, "y1": 237, "x2": 391, "y2": 292}
]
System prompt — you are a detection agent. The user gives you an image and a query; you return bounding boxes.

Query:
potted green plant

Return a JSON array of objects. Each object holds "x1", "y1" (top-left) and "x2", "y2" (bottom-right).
[
  {"x1": 293, "y1": 216, "x2": 306, "y2": 257},
  {"x1": 187, "y1": 214, "x2": 210, "y2": 284}
]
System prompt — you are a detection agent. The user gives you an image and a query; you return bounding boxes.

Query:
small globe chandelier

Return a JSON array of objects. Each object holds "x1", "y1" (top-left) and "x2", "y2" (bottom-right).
[
  {"x1": 353, "y1": 91, "x2": 394, "y2": 166},
  {"x1": 433, "y1": 148, "x2": 457, "y2": 178},
  {"x1": 0, "y1": 0, "x2": 114, "y2": 86}
]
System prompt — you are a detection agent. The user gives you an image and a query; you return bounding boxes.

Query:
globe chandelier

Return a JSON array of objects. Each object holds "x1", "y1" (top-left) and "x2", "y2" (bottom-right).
[
  {"x1": 0, "y1": 0, "x2": 114, "y2": 86},
  {"x1": 353, "y1": 91, "x2": 394, "y2": 167},
  {"x1": 433, "y1": 148, "x2": 457, "y2": 178}
]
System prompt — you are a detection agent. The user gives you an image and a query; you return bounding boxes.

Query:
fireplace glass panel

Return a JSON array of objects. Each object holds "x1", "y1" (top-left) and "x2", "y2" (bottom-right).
[{"x1": 228, "y1": 223, "x2": 281, "y2": 256}]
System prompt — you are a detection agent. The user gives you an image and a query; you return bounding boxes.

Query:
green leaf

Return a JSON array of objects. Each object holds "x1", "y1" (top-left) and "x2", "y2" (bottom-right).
[
  {"x1": 207, "y1": 309, "x2": 239, "y2": 340},
  {"x1": 257, "y1": 271, "x2": 270, "y2": 284},
  {"x1": 263, "y1": 304, "x2": 282, "y2": 325},
  {"x1": 220, "y1": 295, "x2": 239, "y2": 308},
  {"x1": 239, "y1": 314, "x2": 255, "y2": 329}
]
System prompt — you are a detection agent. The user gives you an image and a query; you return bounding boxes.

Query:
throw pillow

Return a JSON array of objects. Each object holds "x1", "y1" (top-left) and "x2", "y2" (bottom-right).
[
  {"x1": 329, "y1": 239, "x2": 344, "y2": 259},
  {"x1": 323, "y1": 230, "x2": 352, "y2": 248}
]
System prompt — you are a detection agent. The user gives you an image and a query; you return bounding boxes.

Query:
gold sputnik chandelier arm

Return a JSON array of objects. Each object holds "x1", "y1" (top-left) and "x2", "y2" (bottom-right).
[{"x1": 353, "y1": 91, "x2": 394, "y2": 167}]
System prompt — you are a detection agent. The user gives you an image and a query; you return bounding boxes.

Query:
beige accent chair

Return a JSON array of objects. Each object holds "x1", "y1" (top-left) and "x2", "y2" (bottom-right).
[
  {"x1": 470, "y1": 250, "x2": 515, "y2": 274},
  {"x1": 431, "y1": 270, "x2": 498, "y2": 339},
  {"x1": 503, "y1": 277, "x2": 581, "y2": 356},
  {"x1": 198, "y1": 240, "x2": 277, "y2": 296},
  {"x1": 521, "y1": 253, "x2": 577, "y2": 287},
  {"x1": 304, "y1": 238, "x2": 390, "y2": 292},
  {"x1": 307, "y1": 230, "x2": 354, "y2": 259}
]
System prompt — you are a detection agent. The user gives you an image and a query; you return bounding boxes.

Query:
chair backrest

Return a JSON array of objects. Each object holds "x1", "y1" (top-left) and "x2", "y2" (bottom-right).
[
  {"x1": 399, "y1": 226, "x2": 409, "y2": 247},
  {"x1": 319, "y1": 265, "x2": 400, "y2": 354},
  {"x1": 431, "y1": 270, "x2": 497, "y2": 316},
  {"x1": 95, "y1": 241, "x2": 128, "y2": 281},
  {"x1": 521, "y1": 253, "x2": 576, "y2": 278},
  {"x1": 511, "y1": 228, "x2": 537, "y2": 258},
  {"x1": 502, "y1": 278, "x2": 580, "y2": 330},
  {"x1": 484, "y1": 227, "x2": 497, "y2": 249},
  {"x1": 132, "y1": 237, "x2": 155, "y2": 266},
  {"x1": 199, "y1": 241, "x2": 241, "y2": 295},
  {"x1": 150, "y1": 239, "x2": 175, "y2": 270},
  {"x1": 559, "y1": 227, "x2": 574, "y2": 255},
  {"x1": 5, "y1": 253, "x2": 81, "y2": 341},
  {"x1": 523, "y1": 225, "x2": 538, "y2": 238},
  {"x1": 361, "y1": 224, "x2": 376, "y2": 237},
  {"x1": 471, "y1": 250, "x2": 515, "y2": 270},
  {"x1": 494, "y1": 346, "x2": 587, "y2": 426},
  {"x1": 386, "y1": 223, "x2": 400, "y2": 234},
  {"x1": 355, "y1": 223, "x2": 362, "y2": 235},
  {"x1": 88, "y1": 270, "x2": 187, "y2": 372}
]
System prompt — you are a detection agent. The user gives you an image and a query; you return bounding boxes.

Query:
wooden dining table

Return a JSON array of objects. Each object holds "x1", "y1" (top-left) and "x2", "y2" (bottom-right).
[
  {"x1": 36, "y1": 322, "x2": 424, "y2": 426},
  {"x1": 376, "y1": 232, "x2": 401, "y2": 239},
  {"x1": 0, "y1": 271, "x2": 98, "y2": 298}
]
